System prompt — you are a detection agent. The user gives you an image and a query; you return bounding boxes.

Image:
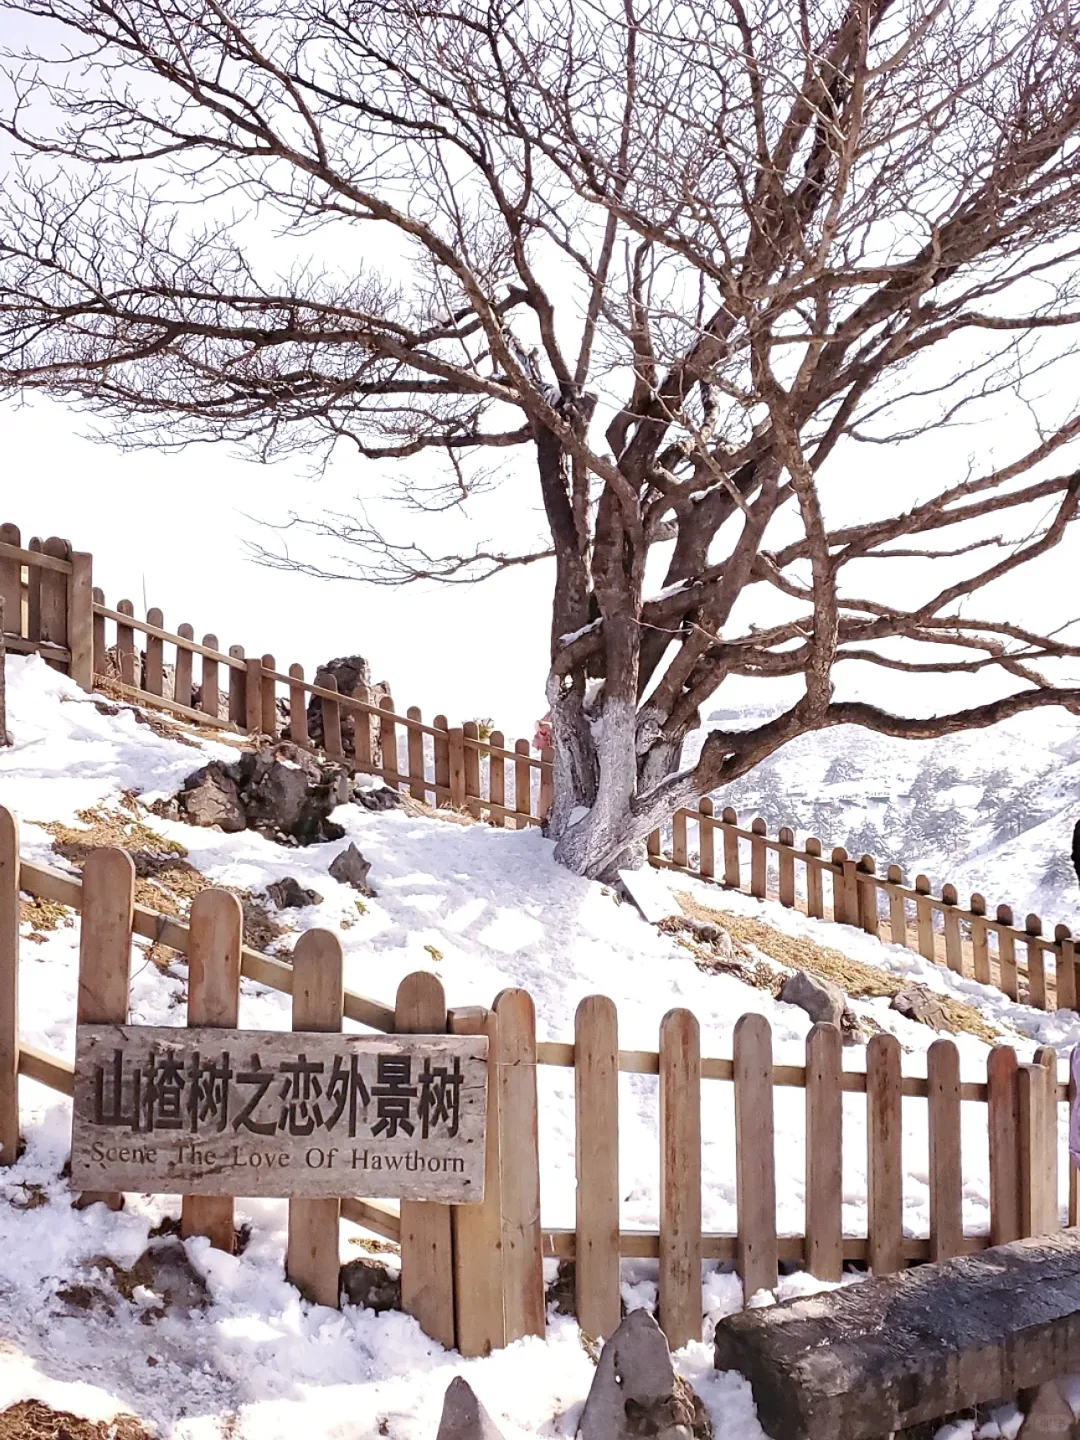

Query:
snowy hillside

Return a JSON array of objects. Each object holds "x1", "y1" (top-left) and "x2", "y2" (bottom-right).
[
  {"x1": 1, "y1": 654, "x2": 1078, "y2": 1440},
  {"x1": 696, "y1": 705, "x2": 1080, "y2": 927}
]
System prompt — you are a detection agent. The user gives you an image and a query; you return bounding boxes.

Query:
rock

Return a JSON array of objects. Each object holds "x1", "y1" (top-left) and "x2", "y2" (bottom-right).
[
  {"x1": 436, "y1": 1378, "x2": 506, "y2": 1440},
  {"x1": 779, "y1": 970, "x2": 846, "y2": 1029},
  {"x1": 1018, "y1": 1384, "x2": 1076, "y2": 1440},
  {"x1": 713, "y1": 1230, "x2": 1080, "y2": 1440},
  {"x1": 355, "y1": 786, "x2": 405, "y2": 812},
  {"x1": 339, "y1": 1257, "x2": 401, "y2": 1313},
  {"x1": 890, "y1": 982, "x2": 950, "y2": 1031},
  {"x1": 265, "y1": 876, "x2": 323, "y2": 909},
  {"x1": 579, "y1": 1308, "x2": 712, "y2": 1440},
  {"x1": 176, "y1": 741, "x2": 350, "y2": 846},
  {"x1": 303, "y1": 656, "x2": 391, "y2": 762},
  {"x1": 329, "y1": 842, "x2": 376, "y2": 894},
  {"x1": 90, "y1": 1237, "x2": 210, "y2": 1317}
]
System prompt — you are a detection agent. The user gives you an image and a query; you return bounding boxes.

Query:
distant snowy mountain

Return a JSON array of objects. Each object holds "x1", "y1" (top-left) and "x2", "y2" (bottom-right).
[{"x1": 692, "y1": 706, "x2": 1080, "y2": 930}]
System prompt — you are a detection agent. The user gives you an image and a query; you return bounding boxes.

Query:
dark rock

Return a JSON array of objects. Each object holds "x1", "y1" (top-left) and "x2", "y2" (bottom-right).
[
  {"x1": 303, "y1": 656, "x2": 391, "y2": 762},
  {"x1": 339, "y1": 1257, "x2": 401, "y2": 1313},
  {"x1": 779, "y1": 970, "x2": 846, "y2": 1029},
  {"x1": 580, "y1": 1309, "x2": 712, "y2": 1440},
  {"x1": 355, "y1": 786, "x2": 405, "y2": 813},
  {"x1": 329, "y1": 842, "x2": 376, "y2": 895},
  {"x1": 90, "y1": 1237, "x2": 210, "y2": 1318},
  {"x1": 713, "y1": 1231, "x2": 1080, "y2": 1440},
  {"x1": 890, "y1": 982, "x2": 950, "y2": 1031},
  {"x1": 176, "y1": 741, "x2": 350, "y2": 846},
  {"x1": 435, "y1": 1378, "x2": 505, "y2": 1440},
  {"x1": 266, "y1": 876, "x2": 323, "y2": 909}
]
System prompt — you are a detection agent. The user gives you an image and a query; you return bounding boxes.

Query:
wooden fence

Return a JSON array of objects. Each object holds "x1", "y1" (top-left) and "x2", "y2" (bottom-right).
[
  {"x1": 3, "y1": 809, "x2": 1077, "y2": 1355},
  {"x1": 2, "y1": 516, "x2": 1078, "y2": 1018}
]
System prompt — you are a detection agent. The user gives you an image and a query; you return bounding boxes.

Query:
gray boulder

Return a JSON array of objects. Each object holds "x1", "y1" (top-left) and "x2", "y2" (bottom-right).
[
  {"x1": 329, "y1": 842, "x2": 377, "y2": 895},
  {"x1": 779, "y1": 970, "x2": 846, "y2": 1029},
  {"x1": 303, "y1": 655, "x2": 391, "y2": 763},
  {"x1": 436, "y1": 1378, "x2": 505, "y2": 1440},
  {"x1": 339, "y1": 1257, "x2": 400, "y2": 1314},
  {"x1": 890, "y1": 982, "x2": 950, "y2": 1032},
  {"x1": 266, "y1": 876, "x2": 323, "y2": 909},
  {"x1": 355, "y1": 786, "x2": 405, "y2": 813},
  {"x1": 176, "y1": 742, "x2": 350, "y2": 846},
  {"x1": 579, "y1": 1309, "x2": 712, "y2": 1440}
]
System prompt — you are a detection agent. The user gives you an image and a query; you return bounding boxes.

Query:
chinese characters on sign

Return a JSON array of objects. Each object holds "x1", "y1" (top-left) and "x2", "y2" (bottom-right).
[{"x1": 71, "y1": 1027, "x2": 488, "y2": 1202}]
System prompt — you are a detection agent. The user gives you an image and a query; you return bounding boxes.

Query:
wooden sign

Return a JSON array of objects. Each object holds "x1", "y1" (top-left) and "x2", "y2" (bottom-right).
[{"x1": 71, "y1": 1026, "x2": 488, "y2": 1202}]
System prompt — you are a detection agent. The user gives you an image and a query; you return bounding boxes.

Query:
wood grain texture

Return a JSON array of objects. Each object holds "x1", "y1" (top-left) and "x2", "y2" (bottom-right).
[
  {"x1": 723, "y1": 810, "x2": 740, "y2": 889},
  {"x1": 408, "y1": 709, "x2": 427, "y2": 803},
  {"x1": 0, "y1": 808, "x2": 19, "y2": 1165},
  {"x1": 805, "y1": 838, "x2": 824, "y2": 919},
  {"x1": 76, "y1": 847, "x2": 135, "y2": 1210},
  {"x1": 971, "y1": 894, "x2": 990, "y2": 985},
  {"x1": 181, "y1": 890, "x2": 242, "y2": 1252},
  {"x1": 396, "y1": 971, "x2": 455, "y2": 1349},
  {"x1": 805, "y1": 1023, "x2": 842, "y2": 1282},
  {"x1": 451, "y1": 1005, "x2": 506, "y2": 1357},
  {"x1": 750, "y1": 819, "x2": 767, "y2": 899},
  {"x1": 494, "y1": 988, "x2": 544, "y2": 1342},
  {"x1": 201, "y1": 638, "x2": 220, "y2": 721},
  {"x1": 698, "y1": 800, "x2": 715, "y2": 880},
  {"x1": 659, "y1": 1007, "x2": 701, "y2": 1349},
  {"x1": 67, "y1": 552, "x2": 94, "y2": 690},
  {"x1": 575, "y1": 994, "x2": 620, "y2": 1340},
  {"x1": 145, "y1": 608, "x2": 164, "y2": 695},
  {"x1": 734, "y1": 1012, "x2": 778, "y2": 1300},
  {"x1": 867, "y1": 1033, "x2": 904, "y2": 1275},
  {"x1": 288, "y1": 929, "x2": 345, "y2": 1308},
  {"x1": 289, "y1": 665, "x2": 308, "y2": 746},
  {"x1": 927, "y1": 1040, "x2": 963, "y2": 1261},
  {"x1": 988, "y1": 1045, "x2": 1021, "y2": 1247},
  {"x1": 173, "y1": 624, "x2": 194, "y2": 709},
  {"x1": 228, "y1": 645, "x2": 246, "y2": 726}
]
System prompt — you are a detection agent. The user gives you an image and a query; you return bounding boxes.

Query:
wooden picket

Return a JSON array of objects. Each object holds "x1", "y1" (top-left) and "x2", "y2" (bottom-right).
[
  {"x1": 988, "y1": 1045, "x2": 1022, "y2": 1246},
  {"x1": 181, "y1": 889, "x2": 243, "y2": 1251},
  {"x1": 396, "y1": 971, "x2": 455, "y2": 1348},
  {"x1": 734, "y1": 1013, "x2": 778, "y2": 1299},
  {"x1": 867, "y1": 1033, "x2": 903, "y2": 1275},
  {"x1": 493, "y1": 989, "x2": 544, "y2": 1342},
  {"x1": 804, "y1": 1023, "x2": 842, "y2": 1281},
  {"x1": 574, "y1": 995, "x2": 620, "y2": 1339},
  {"x1": 659, "y1": 1008, "x2": 701, "y2": 1348},
  {"x1": 927, "y1": 1039, "x2": 963, "y2": 1261},
  {"x1": 286, "y1": 928, "x2": 345, "y2": 1307}
]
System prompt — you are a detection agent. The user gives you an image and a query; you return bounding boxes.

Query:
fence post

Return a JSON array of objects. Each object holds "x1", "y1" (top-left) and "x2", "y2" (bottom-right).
[
  {"x1": 805, "y1": 1023, "x2": 842, "y2": 1282},
  {"x1": 67, "y1": 552, "x2": 94, "y2": 691},
  {"x1": 0, "y1": 524, "x2": 20, "y2": 640},
  {"x1": 805, "y1": 837, "x2": 824, "y2": 918},
  {"x1": 1026, "y1": 915, "x2": 1046, "y2": 1010},
  {"x1": 734, "y1": 1013, "x2": 778, "y2": 1301},
  {"x1": 988, "y1": 1045, "x2": 1021, "y2": 1246},
  {"x1": 228, "y1": 645, "x2": 246, "y2": 726},
  {"x1": 434, "y1": 716, "x2": 452, "y2": 808},
  {"x1": 857, "y1": 856, "x2": 879, "y2": 938},
  {"x1": 245, "y1": 656, "x2": 263, "y2": 735},
  {"x1": 116, "y1": 599, "x2": 136, "y2": 686},
  {"x1": 451, "y1": 1005, "x2": 506, "y2": 1357},
  {"x1": 539, "y1": 747, "x2": 554, "y2": 819},
  {"x1": 449, "y1": 728, "x2": 467, "y2": 809},
  {"x1": 940, "y1": 885, "x2": 963, "y2": 975},
  {"x1": 26, "y1": 538, "x2": 42, "y2": 643},
  {"x1": 260, "y1": 655, "x2": 278, "y2": 738},
  {"x1": 512, "y1": 737, "x2": 531, "y2": 826},
  {"x1": 174, "y1": 624, "x2": 194, "y2": 709},
  {"x1": 92, "y1": 588, "x2": 106, "y2": 681},
  {"x1": 750, "y1": 818, "x2": 767, "y2": 899},
  {"x1": 575, "y1": 995, "x2": 620, "y2": 1340},
  {"x1": 927, "y1": 1039, "x2": 962, "y2": 1261},
  {"x1": 1056, "y1": 931, "x2": 1076, "y2": 1012},
  {"x1": 1018, "y1": 1048, "x2": 1057, "y2": 1238},
  {"x1": 145, "y1": 608, "x2": 164, "y2": 695},
  {"x1": 1070, "y1": 1045, "x2": 1080, "y2": 1228},
  {"x1": 201, "y1": 636, "x2": 220, "y2": 722},
  {"x1": 659, "y1": 1008, "x2": 701, "y2": 1348},
  {"x1": 866, "y1": 1032, "x2": 903, "y2": 1274},
  {"x1": 996, "y1": 905, "x2": 1018, "y2": 1001},
  {"x1": 493, "y1": 988, "x2": 544, "y2": 1342},
  {"x1": 672, "y1": 809, "x2": 688, "y2": 869},
  {"x1": 971, "y1": 894, "x2": 990, "y2": 985},
  {"x1": 462, "y1": 720, "x2": 481, "y2": 818},
  {"x1": 831, "y1": 848, "x2": 850, "y2": 925},
  {"x1": 381, "y1": 697, "x2": 400, "y2": 790},
  {"x1": 40, "y1": 537, "x2": 70, "y2": 655},
  {"x1": 286, "y1": 929, "x2": 344, "y2": 1307},
  {"x1": 321, "y1": 676, "x2": 343, "y2": 760},
  {"x1": 722, "y1": 807, "x2": 740, "y2": 889},
  {"x1": 887, "y1": 865, "x2": 907, "y2": 946},
  {"x1": 181, "y1": 889, "x2": 242, "y2": 1251},
  {"x1": 914, "y1": 875, "x2": 935, "y2": 961},
  {"x1": 698, "y1": 799, "x2": 715, "y2": 880},
  {"x1": 777, "y1": 827, "x2": 795, "y2": 907},
  {"x1": 396, "y1": 971, "x2": 455, "y2": 1348},
  {"x1": 76, "y1": 848, "x2": 135, "y2": 1211},
  {"x1": 409, "y1": 709, "x2": 428, "y2": 803},
  {"x1": 0, "y1": 808, "x2": 19, "y2": 1165}
]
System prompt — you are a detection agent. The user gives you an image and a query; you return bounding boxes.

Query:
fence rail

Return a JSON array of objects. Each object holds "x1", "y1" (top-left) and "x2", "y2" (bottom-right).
[
  {"x1": 4, "y1": 515, "x2": 1079, "y2": 1022},
  {"x1": 3, "y1": 809, "x2": 1077, "y2": 1358}
]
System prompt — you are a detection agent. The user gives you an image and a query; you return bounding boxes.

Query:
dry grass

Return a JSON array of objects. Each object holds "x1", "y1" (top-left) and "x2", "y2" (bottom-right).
[
  {"x1": 674, "y1": 891, "x2": 1001, "y2": 1045},
  {"x1": 36, "y1": 806, "x2": 284, "y2": 954},
  {"x1": 0, "y1": 1402, "x2": 151, "y2": 1440},
  {"x1": 17, "y1": 895, "x2": 74, "y2": 944}
]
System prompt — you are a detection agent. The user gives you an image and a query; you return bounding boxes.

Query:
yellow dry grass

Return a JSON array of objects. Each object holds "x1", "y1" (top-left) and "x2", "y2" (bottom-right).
[{"x1": 674, "y1": 891, "x2": 1001, "y2": 1045}]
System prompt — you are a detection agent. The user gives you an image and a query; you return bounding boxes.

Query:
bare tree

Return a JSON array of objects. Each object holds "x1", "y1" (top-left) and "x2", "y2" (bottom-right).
[{"x1": 4, "y1": 0, "x2": 1080, "y2": 879}]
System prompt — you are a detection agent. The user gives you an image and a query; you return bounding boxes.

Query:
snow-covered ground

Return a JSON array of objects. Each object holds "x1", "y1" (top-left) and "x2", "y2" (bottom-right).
[{"x1": 0, "y1": 655, "x2": 1076, "y2": 1440}]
